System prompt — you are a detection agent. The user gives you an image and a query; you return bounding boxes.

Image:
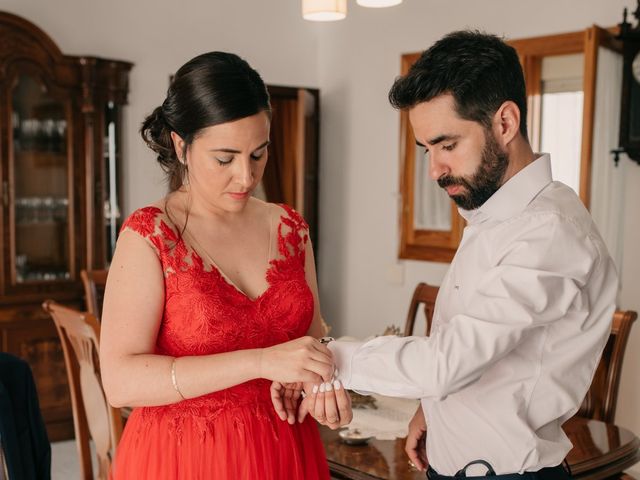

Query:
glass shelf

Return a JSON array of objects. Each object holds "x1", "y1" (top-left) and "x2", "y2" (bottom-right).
[
  {"x1": 11, "y1": 74, "x2": 71, "y2": 285},
  {"x1": 15, "y1": 196, "x2": 69, "y2": 224}
]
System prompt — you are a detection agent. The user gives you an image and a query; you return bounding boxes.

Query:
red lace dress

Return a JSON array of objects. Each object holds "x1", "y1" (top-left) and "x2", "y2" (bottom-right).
[{"x1": 110, "y1": 204, "x2": 329, "y2": 480}]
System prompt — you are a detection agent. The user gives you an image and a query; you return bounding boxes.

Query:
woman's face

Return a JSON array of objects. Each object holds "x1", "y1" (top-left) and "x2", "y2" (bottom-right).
[{"x1": 175, "y1": 111, "x2": 271, "y2": 213}]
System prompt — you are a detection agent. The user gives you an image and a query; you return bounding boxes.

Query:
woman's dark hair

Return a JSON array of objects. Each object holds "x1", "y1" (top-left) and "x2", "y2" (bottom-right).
[
  {"x1": 389, "y1": 30, "x2": 528, "y2": 139},
  {"x1": 141, "y1": 51, "x2": 272, "y2": 192}
]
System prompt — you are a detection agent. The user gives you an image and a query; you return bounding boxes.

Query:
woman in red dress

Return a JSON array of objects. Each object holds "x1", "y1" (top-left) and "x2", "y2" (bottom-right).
[{"x1": 99, "y1": 52, "x2": 348, "y2": 479}]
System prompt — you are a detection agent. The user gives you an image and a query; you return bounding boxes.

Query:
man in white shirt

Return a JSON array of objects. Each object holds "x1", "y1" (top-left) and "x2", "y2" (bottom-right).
[{"x1": 309, "y1": 31, "x2": 618, "y2": 479}]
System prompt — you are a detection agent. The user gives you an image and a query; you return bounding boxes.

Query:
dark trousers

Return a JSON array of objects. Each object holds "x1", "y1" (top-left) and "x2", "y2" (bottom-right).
[{"x1": 427, "y1": 462, "x2": 571, "y2": 480}]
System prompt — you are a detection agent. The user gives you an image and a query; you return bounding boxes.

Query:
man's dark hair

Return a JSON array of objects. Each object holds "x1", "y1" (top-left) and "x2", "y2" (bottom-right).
[{"x1": 389, "y1": 30, "x2": 528, "y2": 139}]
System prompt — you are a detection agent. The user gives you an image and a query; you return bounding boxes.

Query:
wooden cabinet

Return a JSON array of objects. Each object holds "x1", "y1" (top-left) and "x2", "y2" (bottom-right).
[
  {"x1": 264, "y1": 86, "x2": 320, "y2": 249},
  {"x1": 0, "y1": 11, "x2": 131, "y2": 440}
]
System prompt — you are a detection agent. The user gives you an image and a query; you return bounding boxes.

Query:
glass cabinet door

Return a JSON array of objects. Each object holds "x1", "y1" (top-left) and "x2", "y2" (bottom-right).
[{"x1": 11, "y1": 74, "x2": 71, "y2": 284}]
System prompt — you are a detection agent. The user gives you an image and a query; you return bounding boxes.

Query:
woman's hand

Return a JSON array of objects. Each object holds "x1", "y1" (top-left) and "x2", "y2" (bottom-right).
[
  {"x1": 302, "y1": 380, "x2": 352, "y2": 429},
  {"x1": 405, "y1": 405, "x2": 428, "y2": 471},
  {"x1": 260, "y1": 336, "x2": 334, "y2": 385},
  {"x1": 270, "y1": 381, "x2": 303, "y2": 424},
  {"x1": 270, "y1": 378, "x2": 353, "y2": 430}
]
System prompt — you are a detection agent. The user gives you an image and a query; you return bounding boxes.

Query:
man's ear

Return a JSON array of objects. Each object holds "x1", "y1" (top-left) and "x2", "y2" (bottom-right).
[
  {"x1": 493, "y1": 101, "x2": 521, "y2": 148},
  {"x1": 170, "y1": 131, "x2": 186, "y2": 162}
]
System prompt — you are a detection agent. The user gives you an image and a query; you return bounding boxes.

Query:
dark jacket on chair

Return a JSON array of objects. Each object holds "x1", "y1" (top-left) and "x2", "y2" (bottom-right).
[{"x1": 0, "y1": 352, "x2": 51, "y2": 480}]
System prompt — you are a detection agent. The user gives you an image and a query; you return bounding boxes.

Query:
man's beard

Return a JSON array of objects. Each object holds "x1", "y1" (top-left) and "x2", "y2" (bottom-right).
[{"x1": 437, "y1": 129, "x2": 509, "y2": 210}]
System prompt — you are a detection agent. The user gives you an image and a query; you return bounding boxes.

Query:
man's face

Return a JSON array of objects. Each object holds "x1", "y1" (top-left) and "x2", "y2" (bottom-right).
[{"x1": 409, "y1": 94, "x2": 508, "y2": 210}]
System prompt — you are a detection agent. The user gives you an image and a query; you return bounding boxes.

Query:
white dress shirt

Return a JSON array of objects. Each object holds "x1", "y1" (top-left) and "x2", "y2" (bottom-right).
[{"x1": 330, "y1": 154, "x2": 618, "y2": 475}]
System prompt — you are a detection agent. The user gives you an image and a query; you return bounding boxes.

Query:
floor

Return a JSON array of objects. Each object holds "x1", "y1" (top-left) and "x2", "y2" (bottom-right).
[
  {"x1": 49, "y1": 438, "x2": 640, "y2": 480},
  {"x1": 51, "y1": 440, "x2": 95, "y2": 480}
]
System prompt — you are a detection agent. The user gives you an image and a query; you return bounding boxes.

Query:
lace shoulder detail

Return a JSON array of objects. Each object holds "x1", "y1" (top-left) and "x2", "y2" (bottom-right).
[
  {"x1": 278, "y1": 204, "x2": 308, "y2": 230},
  {"x1": 267, "y1": 204, "x2": 309, "y2": 283},
  {"x1": 120, "y1": 206, "x2": 162, "y2": 235},
  {"x1": 278, "y1": 204, "x2": 309, "y2": 253},
  {"x1": 119, "y1": 206, "x2": 167, "y2": 255}
]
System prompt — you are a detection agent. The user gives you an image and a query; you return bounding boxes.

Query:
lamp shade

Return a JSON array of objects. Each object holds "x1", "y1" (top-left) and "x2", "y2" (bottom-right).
[
  {"x1": 302, "y1": 0, "x2": 347, "y2": 21},
  {"x1": 356, "y1": 0, "x2": 402, "y2": 7}
]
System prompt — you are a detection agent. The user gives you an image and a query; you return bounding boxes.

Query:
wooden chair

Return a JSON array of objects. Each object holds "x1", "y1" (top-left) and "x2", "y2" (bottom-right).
[
  {"x1": 403, "y1": 282, "x2": 439, "y2": 337},
  {"x1": 80, "y1": 269, "x2": 109, "y2": 318},
  {"x1": 42, "y1": 300, "x2": 122, "y2": 480},
  {"x1": 403, "y1": 283, "x2": 636, "y2": 424},
  {"x1": 577, "y1": 310, "x2": 637, "y2": 423}
]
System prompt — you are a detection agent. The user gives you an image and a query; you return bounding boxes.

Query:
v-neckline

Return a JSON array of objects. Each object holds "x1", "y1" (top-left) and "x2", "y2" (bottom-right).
[
  {"x1": 177, "y1": 210, "x2": 280, "y2": 303},
  {"x1": 188, "y1": 241, "x2": 277, "y2": 303}
]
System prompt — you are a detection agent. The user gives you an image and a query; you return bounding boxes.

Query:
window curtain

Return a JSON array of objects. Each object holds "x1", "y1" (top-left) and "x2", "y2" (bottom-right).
[
  {"x1": 589, "y1": 46, "x2": 625, "y2": 276},
  {"x1": 414, "y1": 146, "x2": 451, "y2": 231}
]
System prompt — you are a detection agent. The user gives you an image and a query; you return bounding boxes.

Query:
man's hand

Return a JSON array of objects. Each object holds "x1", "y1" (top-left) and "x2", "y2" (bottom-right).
[
  {"x1": 302, "y1": 380, "x2": 353, "y2": 429},
  {"x1": 270, "y1": 381, "x2": 303, "y2": 424},
  {"x1": 405, "y1": 405, "x2": 428, "y2": 471}
]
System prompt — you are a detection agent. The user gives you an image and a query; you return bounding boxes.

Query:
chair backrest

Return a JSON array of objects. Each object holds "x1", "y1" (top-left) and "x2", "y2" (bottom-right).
[
  {"x1": 42, "y1": 300, "x2": 122, "y2": 480},
  {"x1": 404, "y1": 282, "x2": 439, "y2": 337},
  {"x1": 578, "y1": 309, "x2": 637, "y2": 423},
  {"x1": 80, "y1": 269, "x2": 109, "y2": 318}
]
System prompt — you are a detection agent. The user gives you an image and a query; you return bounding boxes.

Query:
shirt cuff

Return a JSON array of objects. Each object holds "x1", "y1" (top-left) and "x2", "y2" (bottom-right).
[{"x1": 328, "y1": 340, "x2": 363, "y2": 390}]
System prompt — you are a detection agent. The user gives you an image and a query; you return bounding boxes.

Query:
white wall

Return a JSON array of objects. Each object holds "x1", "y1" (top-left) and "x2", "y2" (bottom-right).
[
  {"x1": 315, "y1": 0, "x2": 640, "y2": 468},
  {"x1": 1, "y1": 0, "x2": 321, "y2": 211},
  {"x1": 3, "y1": 0, "x2": 638, "y2": 467}
]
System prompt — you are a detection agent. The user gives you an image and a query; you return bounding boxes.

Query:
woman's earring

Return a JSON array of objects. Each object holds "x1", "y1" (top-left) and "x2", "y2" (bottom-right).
[{"x1": 181, "y1": 159, "x2": 189, "y2": 186}]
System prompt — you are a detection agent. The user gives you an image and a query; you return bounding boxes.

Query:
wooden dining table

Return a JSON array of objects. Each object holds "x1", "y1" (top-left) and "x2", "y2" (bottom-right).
[{"x1": 320, "y1": 416, "x2": 640, "y2": 480}]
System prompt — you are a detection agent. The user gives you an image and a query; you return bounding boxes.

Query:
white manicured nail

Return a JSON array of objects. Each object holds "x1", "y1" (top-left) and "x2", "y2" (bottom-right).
[
  {"x1": 325, "y1": 382, "x2": 333, "y2": 391},
  {"x1": 312, "y1": 385, "x2": 319, "y2": 394},
  {"x1": 319, "y1": 383, "x2": 326, "y2": 393},
  {"x1": 333, "y1": 380, "x2": 342, "y2": 390}
]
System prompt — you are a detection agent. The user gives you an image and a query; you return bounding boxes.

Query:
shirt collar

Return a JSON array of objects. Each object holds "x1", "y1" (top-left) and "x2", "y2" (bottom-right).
[{"x1": 458, "y1": 153, "x2": 552, "y2": 224}]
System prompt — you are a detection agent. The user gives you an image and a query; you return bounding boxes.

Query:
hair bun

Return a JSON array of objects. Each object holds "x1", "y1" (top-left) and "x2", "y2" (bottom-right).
[
  {"x1": 140, "y1": 106, "x2": 178, "y2": 169},
  {"x1": 141, "y1": 51, "x2": 271, "y2": 192}
]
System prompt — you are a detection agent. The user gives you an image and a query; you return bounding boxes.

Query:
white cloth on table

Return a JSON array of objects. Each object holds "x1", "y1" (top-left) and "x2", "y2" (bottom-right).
[{"x1": 346, "y1": 395, "x2": 419, "y2": 440}]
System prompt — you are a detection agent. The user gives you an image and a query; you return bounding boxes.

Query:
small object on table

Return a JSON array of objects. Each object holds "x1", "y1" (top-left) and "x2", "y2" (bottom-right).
[
  {"x1": 381, "y1": 325, "x2": 402, "y2": 336},
  {"x1": 348, "y1": 390, "x2": 378, "y2": 409},
  {"x1": 338, "y1": 428, "x2": 374, "y2": 445}
]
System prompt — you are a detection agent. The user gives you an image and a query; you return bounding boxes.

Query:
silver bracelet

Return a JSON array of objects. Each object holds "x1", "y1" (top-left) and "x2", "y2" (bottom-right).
[{"x1": 171, "y1": 357, "x2": 186, "y2": 401}]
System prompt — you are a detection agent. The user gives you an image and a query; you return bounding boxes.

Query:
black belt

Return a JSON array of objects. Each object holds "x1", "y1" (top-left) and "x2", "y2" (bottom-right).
[{"x1": 427, "y1": 460, "x2": 571, "y2": 480}]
